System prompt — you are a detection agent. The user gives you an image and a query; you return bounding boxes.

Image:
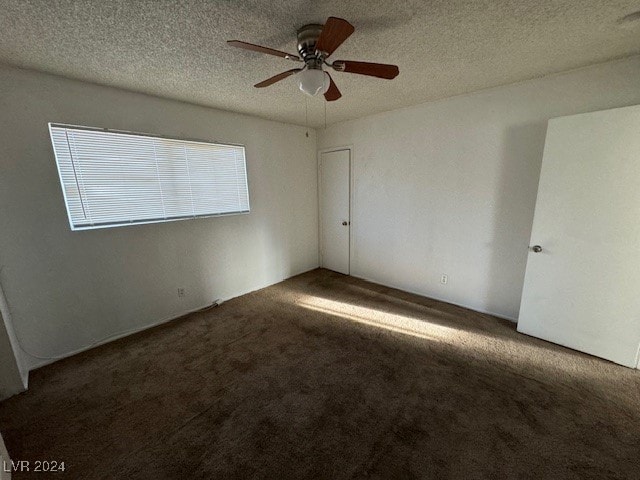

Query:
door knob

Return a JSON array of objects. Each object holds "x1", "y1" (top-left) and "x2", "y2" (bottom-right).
[
  {"x1": 530, "y1": 245, "x2": 543, "y2": 253},
  {"x1": 342, "y1": 221, "x2": 348, "y2": 226}
]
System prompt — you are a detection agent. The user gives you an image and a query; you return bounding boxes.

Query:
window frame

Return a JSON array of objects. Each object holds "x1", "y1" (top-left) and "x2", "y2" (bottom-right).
[{"x1": 48, "y1": 123, "x2": 250, "y2": 231}]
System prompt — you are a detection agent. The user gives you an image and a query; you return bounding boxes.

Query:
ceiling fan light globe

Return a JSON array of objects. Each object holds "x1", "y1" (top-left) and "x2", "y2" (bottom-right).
[
  {"x1": 321, "y1": 71, "x2": 330, "y2": 94},
  {"x1": 298, "y1": 68, "x2": 326, "y2": 96}
]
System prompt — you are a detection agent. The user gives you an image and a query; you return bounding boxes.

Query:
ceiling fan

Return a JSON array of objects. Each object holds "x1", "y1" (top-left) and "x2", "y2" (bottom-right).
[{"x1": 228, "y1": 17, "x2": 399, "y2": 101}]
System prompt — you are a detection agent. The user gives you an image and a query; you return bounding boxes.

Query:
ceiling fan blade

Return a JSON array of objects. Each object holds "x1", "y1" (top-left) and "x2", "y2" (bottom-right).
[
  {"x1": 254, "y1": 68, "x2": 303, "y2": 88},
  {"x1": 332, "y1": 60, "x2": 399, "y2": 79},
  {"x1": 227, "y1": 40, "x2": 301, "y2": 62},
  {"x1": 324, "y1": 73, "x2": 341, "y2": 102},
  {"x1": 315, "y1": 17, "x2": 355, "y2": 57}
]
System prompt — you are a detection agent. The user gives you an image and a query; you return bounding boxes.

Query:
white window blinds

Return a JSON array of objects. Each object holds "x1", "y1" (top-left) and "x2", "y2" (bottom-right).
[{"x1": 49, "y1": 124, "x2": 250, "y2": 230}]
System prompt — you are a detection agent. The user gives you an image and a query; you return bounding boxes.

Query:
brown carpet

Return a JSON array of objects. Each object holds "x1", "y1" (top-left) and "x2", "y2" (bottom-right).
[{"x1": 1, "y1": 269, "x2": 639, "y2": 479}]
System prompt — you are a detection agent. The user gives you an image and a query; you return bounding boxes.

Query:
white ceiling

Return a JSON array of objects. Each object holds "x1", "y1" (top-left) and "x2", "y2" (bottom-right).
[{"x1": 1, "y1": 0, "x2": 639, "y2": 127}]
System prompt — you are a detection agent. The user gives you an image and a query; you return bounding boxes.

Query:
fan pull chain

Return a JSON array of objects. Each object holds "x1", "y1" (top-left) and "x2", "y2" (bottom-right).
[
  {"x1": 324, "y1": 99, "x2": 327, "y2": 130},
  {"x1": 305, "y1": 97, "x2": 309, "y2": 137}
]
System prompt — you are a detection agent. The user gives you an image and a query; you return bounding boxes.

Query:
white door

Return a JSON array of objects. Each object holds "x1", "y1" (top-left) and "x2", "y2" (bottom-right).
[
  {"x1": 518, "y1": 105, "x2": 640, "y2": 368},
  {"x1": 319, "y1": 149, "x2": 350, "y2": 275}
]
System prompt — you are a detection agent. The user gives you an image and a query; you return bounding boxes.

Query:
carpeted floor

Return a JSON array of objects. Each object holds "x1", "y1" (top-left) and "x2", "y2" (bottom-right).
[{"x1": 1, "y1": 269, "x2": 639, "y2": 479}]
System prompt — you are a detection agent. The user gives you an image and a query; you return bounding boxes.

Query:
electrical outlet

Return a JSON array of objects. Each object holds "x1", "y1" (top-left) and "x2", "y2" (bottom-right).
[
  {"x1": 177, "y1": 288, "x2": 186, "y2": 297},
  {"x1": 440, "y1": 274, "x2": 448, "y2": 285}
]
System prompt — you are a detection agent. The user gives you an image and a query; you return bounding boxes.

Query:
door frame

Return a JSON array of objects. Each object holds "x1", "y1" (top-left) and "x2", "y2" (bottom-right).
[{"x1": 317, "y1": 145, "x2": 354, "y2": 274}]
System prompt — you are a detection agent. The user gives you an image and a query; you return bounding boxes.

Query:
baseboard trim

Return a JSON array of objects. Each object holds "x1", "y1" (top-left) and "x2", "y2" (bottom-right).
[
  {"x1": 27, "y1": 300, "x2": 216, "y2": 371},
  {"x1": 349, "y1": 273, "x2": 518, "y2": 323},
  {"x1": 28, "y1": 264, "x2": 321, "y2": 371}
]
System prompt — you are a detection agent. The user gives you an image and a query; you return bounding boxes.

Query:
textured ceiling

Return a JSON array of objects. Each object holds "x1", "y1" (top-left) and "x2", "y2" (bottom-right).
[{"x1": 1, "y1": 0, "x2": 640, "y2": 127}]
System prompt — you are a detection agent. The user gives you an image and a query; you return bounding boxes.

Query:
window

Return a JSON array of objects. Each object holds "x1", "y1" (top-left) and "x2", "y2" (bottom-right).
[{"x1": 49, "y1": 124, "x2": 250, "y2": 230}]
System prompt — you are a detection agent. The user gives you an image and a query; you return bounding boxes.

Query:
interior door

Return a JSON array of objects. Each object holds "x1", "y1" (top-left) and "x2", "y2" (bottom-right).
[
  {"x1": 319, "y1": 149, "x2": 350, "y2": 275},
  {"x1": 518, "y1": 105, "x2": 640, "y2": 368}
]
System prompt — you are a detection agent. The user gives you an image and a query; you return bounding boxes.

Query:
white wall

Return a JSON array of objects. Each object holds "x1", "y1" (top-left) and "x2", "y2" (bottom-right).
[
  {"x1": 318, "y1": 55, "x2": 640, "y2": 321},
  {"x1": 0, "y1": 65, "x2": 319, "y2": 376}
]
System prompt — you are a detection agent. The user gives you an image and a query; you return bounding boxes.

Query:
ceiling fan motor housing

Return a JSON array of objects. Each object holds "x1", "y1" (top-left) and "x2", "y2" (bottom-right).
[{"x1": 297, "y1": 24, "x2": 324, "y2": 69}]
